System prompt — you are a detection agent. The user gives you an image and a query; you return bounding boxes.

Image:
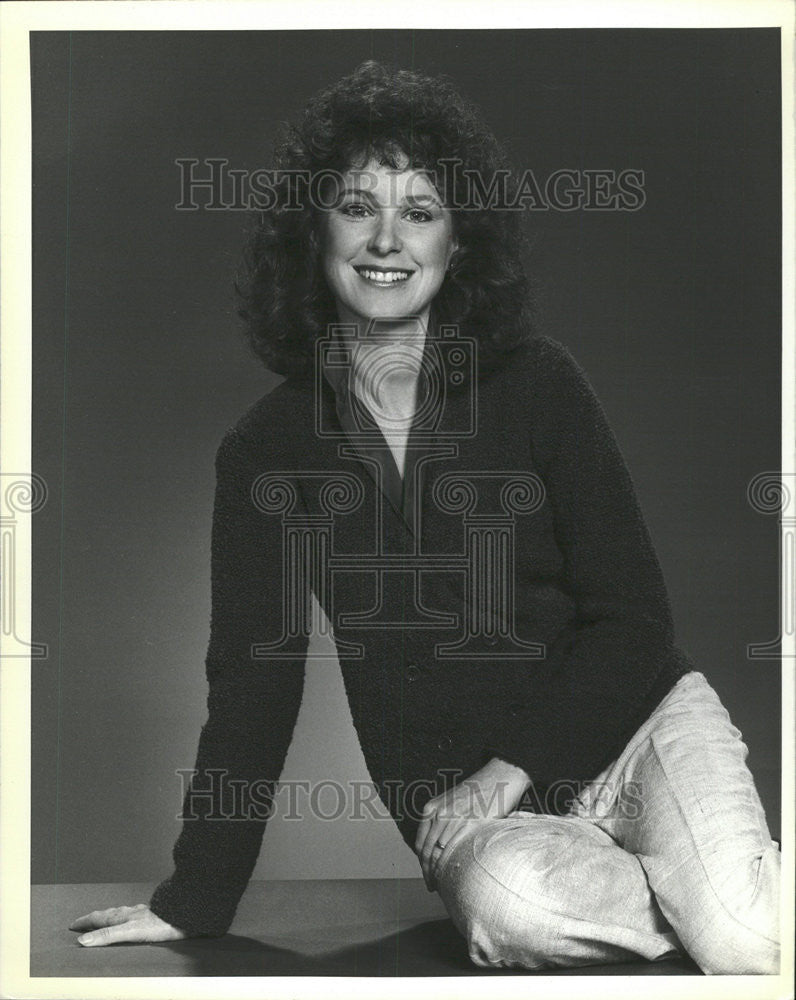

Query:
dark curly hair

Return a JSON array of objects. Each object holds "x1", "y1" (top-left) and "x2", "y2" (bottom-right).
[{"x1": 237, "y1": 60, "x2": 535, "y2": 378}]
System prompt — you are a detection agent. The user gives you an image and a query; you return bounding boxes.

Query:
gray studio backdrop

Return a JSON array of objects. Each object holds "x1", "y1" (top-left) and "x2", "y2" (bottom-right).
[{"x1": 32, "y1": 29, "x2": 782, "y2": 885}]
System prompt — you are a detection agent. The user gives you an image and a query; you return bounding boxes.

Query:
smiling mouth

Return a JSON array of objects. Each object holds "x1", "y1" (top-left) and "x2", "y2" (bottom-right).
[{"x1": 353, "y1": 265, "x2": 414, "y2": 286}]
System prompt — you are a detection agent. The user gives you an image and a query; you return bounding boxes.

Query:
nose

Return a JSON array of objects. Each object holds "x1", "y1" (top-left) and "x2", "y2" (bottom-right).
[{"x1": 368, "y1": 210, "x2": 403, "y2": 255}]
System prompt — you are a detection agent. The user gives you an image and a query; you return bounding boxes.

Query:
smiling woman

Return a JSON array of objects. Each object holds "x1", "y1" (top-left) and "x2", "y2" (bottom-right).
[
  {"x1": 320, "y1": 157, "x2": 457, "y2": 324},
  {"x1": 235, "y1": 61, "x2": 533, "y2": 380},
  {"x1": 318, "y1": 157, "x2": 459, "y2": 473},
  {"x1": 67, "y1": 60, "x2": 781, "y2": 976}
]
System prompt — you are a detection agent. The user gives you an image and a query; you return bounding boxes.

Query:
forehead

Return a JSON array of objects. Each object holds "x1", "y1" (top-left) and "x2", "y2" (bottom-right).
[{"x1": 339, "y1": 157, "x2": 441, "y2": 200}]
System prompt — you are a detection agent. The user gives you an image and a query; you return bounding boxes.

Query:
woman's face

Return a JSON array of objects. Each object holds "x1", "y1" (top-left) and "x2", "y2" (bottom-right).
[{"x1": 319, "y1": 156, "x2": 457, "y2": 327}]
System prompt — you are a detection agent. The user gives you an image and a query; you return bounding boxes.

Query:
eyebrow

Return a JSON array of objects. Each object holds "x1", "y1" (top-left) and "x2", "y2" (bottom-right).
[{"x1": 405, "y1": 194, "x2": 443, "y2": 206}]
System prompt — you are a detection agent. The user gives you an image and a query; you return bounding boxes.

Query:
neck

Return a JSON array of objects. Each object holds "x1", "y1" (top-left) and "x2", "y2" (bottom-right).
[{"x1": 334, "y1": 310, "x2": 429, "y2": 429}]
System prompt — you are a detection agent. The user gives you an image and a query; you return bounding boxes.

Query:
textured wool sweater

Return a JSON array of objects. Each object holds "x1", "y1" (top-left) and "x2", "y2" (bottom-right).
[{"x1": 148, "y1": 333, "x2": 692, "y2": 937}]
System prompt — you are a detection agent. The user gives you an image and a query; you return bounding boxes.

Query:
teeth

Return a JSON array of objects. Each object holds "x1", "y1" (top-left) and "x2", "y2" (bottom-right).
[{"x1": 357, "y1": 269, "x2": 411, "y2": 284}]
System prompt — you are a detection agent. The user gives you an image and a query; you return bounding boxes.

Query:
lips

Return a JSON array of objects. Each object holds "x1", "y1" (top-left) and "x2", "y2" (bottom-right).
[{"x1": 353, "y1": 265, "x2": 414, "y2": 286}]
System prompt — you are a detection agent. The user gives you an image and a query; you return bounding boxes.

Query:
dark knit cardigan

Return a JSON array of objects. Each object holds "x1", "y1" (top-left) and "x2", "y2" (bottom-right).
[{"x1": 149, "y1": 334, "x2": 691, "y2": 937}]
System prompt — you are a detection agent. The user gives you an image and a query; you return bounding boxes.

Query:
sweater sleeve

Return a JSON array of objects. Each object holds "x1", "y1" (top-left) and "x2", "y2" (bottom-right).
[
  {"x1": 149, "y1": 426, "x2": 308, "y2": 937},
  {"x1": 485, "y1": 336, "x2": 689, "y2": 787}
]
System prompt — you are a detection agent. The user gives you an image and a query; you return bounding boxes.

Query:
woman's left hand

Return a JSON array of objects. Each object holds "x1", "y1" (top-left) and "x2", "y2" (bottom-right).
[{"x1": 415, "y1": 757, "x2": 531, "y2": 891}]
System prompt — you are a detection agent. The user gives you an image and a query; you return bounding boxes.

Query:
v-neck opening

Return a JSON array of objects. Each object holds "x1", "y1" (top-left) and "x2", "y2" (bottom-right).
[{"x1": 321, "y1": 335, "x2": 444, "y2": 537}]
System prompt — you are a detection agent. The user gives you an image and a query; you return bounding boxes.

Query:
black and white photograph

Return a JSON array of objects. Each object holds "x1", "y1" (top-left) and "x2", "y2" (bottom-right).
[{"x1": 1, "y1": 2, "x2": 793, "y2": 998}]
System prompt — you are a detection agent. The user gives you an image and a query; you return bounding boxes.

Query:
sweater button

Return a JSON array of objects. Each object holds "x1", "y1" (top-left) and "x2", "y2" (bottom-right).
[
  {"x1": 509, "y1": 703, "x2": 525, "y2": 718},
  {"x1": 407, "y1": 664, "x2": 421, "y2": 681},
  {"x1": 437, "y1": 736, "x2": 453, "y2": 751}
]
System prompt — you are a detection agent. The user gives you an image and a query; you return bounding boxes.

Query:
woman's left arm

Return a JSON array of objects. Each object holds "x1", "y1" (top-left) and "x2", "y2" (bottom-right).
[
  {"x1": 482, "y1": 336, "x2": 691, "y2": 791},
  {"x1": 417, "y1": 336, "x2": 689, "y2": 887}
]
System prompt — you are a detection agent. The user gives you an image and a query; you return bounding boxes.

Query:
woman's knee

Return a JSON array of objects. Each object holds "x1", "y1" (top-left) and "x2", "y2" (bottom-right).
[
  {"x1": 689, "y1": 915, "x2": 780, "y2": 976},
  {"x1": 433, "y1": 820, "x2": 548, "y2": 967},
  {"x1": 667, "y1": 845, "x2": 781, "y2": 975},
  {"x1": 434, "y1": 817, "x2": 618, "y2": 970}
]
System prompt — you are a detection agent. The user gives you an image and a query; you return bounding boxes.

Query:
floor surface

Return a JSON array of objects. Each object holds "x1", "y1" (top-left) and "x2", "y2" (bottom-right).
[{"x1": 31, "y1": 879, "x2": 702, "y2": 977}]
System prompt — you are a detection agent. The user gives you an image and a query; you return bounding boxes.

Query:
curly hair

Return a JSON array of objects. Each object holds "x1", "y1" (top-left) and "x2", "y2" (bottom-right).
[{"x1": 237, "y1": 60, "x2": 535, "y2": 378}]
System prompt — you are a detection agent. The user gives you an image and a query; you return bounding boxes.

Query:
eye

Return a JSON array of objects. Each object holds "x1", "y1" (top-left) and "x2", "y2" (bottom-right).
[
  {"x1": 405, "y1": 208, "x2": 433, "y2": 223},
  {"x1": 339, "y1": 202, "x2": 371, "y2": 218}
]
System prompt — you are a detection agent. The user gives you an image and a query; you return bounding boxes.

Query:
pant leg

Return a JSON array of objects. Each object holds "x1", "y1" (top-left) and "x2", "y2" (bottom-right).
[
  {"x1": 572, "y1": 671, "x2": 781, "y2": 975},
  {"x1": 435, "y1": 812, "x2": 684, "y2": 970}
]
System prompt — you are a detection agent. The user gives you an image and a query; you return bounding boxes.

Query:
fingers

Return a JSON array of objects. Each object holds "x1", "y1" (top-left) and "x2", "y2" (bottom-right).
[
  {"x1": 415, "y1": 800, "x2": 435, "y2": 856},
  {"x1": 419, "y1": 806, "x2": 452, "y2": 892},
  {"x1": 76, "y1": 920, "x2": 152, "y2": 947},
  {"x1": 69, "y1": 904, "x2": 147, "y2": 932},
  {"x1": 416, "y1": 792, "x2": 486, "y2": 891},
  {"x1": 423, "y1": 818, "x2": 458, "y2": 892},
  {"x1": 418, "y1": 811, "x2": 438, "y2": 885},
  {"x1": 414, "y1": 799, "x2": 435, "y2": 856},
  {"x1": 69, "y1": 904, "x2": 185, "y2": 946},
  {"x1": 430, "y1": 819, "x2": 478, "y2": 883},
  {"x1": 415, "y1": 799, "x2": 440, "y2": 890}
]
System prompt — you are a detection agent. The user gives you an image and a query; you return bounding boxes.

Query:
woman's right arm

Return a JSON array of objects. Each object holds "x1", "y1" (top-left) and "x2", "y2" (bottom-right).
[{"x1": 70, "y1": 426, "x2": 309, "y2": 944}]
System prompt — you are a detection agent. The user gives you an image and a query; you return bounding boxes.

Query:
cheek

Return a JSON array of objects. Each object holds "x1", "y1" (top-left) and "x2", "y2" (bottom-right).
[
  {"x1": 424, "y1": 231, "x2": 455, "y2": 273},
  {"x1": 320, "y1": 218, "x2": 342, "y2": 262},
  {"x1": 325, "y1": 218, "x2": 361, "y2": 260},
  {"x1": 320, "y1": 230, "x2": 351, "y2": 290}
]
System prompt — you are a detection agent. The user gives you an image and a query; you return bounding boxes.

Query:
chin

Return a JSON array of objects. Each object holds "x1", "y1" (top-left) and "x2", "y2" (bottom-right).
[
  {"x1": 367, "y1": 292, "x2": 432, "y2": 313},
  {"x1": 365, "y1": 313, "x2": 428, "y2": 332}
]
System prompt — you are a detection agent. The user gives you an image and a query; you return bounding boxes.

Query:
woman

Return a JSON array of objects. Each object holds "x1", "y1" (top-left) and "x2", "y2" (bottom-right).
[{"x1": 70, "y1": 61, "x2": 780, "y2": 974}]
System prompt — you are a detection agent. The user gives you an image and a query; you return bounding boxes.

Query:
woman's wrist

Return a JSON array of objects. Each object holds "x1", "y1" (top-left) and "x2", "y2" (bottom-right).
[{"x1": 482, "y1": 756, "x2": 532, "y2": 810}]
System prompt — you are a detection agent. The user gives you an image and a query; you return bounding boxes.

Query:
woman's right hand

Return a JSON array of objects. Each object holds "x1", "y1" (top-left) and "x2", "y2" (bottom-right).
[{"x1": 69, "y1": 904, "x2": 188, "y2": 946}]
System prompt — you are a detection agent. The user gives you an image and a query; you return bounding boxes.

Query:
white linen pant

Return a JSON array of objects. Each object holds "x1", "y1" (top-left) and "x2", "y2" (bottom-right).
[{"x1": 435, "y1": 671, "x2": 781, "y2": 975}]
